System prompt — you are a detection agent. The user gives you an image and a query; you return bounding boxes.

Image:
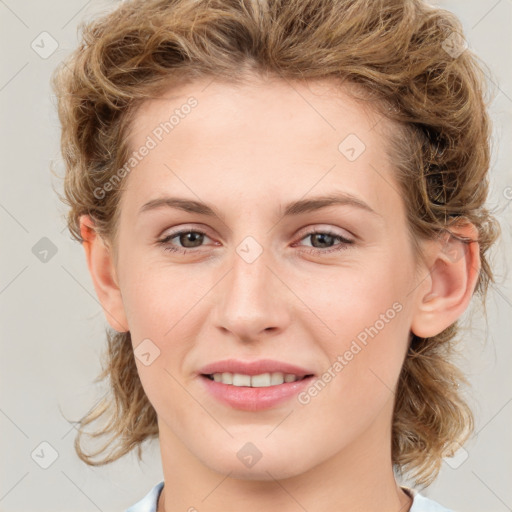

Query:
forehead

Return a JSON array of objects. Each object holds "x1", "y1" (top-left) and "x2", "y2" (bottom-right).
[
  {"x1": 127, "y1": 77, "x2": 385, "y2": 152},
  {"x1": 120, "y1": 77, "x2": 400, "y2": 220}
]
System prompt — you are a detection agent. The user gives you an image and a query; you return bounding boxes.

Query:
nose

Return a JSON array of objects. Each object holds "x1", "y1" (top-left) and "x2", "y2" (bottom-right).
[{"x1": 212, "y1": 242, "x2": 291, "y2": 343}]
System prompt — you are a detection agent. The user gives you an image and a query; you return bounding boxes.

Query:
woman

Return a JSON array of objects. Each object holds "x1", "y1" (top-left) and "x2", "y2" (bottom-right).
[{"x1": 51, "y1": 0, "x2": 499, "y2": 510}]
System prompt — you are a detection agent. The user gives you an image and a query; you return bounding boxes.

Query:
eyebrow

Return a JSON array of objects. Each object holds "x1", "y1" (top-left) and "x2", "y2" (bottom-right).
[{"x1": 138, "y1": 193, "x2": 380, "y2": 220}]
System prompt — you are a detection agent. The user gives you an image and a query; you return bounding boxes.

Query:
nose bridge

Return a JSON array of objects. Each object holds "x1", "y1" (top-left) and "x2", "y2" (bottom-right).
[
  {"x1": 214, "y1": 233, "x2": 287, "y2": 338},
  {"x1": 233, "y1": 238, "x2": 270, "y2": 292}
]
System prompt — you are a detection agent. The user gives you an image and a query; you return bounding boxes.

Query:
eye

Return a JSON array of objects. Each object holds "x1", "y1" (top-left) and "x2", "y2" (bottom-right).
[
  {"x1": 294, "y1": 229, "x2": 354, "y2": 256},
  {"x1": 158, "y1": 229, "x2": 213, "y2": 254}
]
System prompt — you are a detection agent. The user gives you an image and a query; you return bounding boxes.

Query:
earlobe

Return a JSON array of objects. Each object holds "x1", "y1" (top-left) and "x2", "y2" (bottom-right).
[
  {"x1": 411, "y1": 222, "x2": 481, "y2": 339},
  {"x1": 79, "y1": 215, "x2": 129, "y2": 332}
]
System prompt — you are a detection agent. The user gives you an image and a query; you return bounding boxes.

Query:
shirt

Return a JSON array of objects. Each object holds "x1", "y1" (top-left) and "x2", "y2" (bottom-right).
[{"x1": 124, "y1": 481, "x2": 454, "y2": 512}]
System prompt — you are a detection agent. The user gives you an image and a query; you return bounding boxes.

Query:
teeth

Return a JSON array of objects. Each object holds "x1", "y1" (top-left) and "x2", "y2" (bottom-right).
[
  {"x1": 209, "y1": 372, "x2": 302, "y2": 387},
  {"x1": 233, "y1": 373, "x2": 251, "y2": 386}
]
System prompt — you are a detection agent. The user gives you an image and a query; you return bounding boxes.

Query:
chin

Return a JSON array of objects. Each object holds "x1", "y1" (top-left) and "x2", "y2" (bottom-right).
[{"x1": 201, "y1": 449, "x2": 312, "y2": 481}]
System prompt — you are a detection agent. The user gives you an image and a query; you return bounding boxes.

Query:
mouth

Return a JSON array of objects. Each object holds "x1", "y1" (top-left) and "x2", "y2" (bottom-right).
[
  {"x1": 199, "y1": 372, "x2": 316, "y2": 411},
  {"x1": 197, "y1": 359, "x2": 317, "y2": 410}
]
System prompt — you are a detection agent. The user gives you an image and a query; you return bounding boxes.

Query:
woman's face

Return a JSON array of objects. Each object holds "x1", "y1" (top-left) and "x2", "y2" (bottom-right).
[{"x1": 110, "y1": 77, "x2": 425, "y2": 479}]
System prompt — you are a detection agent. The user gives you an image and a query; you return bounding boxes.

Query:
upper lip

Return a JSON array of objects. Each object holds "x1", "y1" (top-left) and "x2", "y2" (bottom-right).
[{"x1": 198, "y1": 359, "x2": 315, "y2": 378}]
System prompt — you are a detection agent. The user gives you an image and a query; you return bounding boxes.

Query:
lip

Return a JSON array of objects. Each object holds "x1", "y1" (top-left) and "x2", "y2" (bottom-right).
[
  {"x1": 197, "y1": 358, "x2": 316, "y2": 412},
  {"x1": 197, "y1": 358, "x2": 315, "y2": 378},
  {"x1": 199, "y1": 374, "x2": 316, "y2": 411}
]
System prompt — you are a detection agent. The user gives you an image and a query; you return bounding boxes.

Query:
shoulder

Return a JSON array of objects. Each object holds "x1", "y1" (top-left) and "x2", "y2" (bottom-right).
[
  {"x1": 124, "y1": 481, "x2": 164, "y2": 512},
  {"x1": 404, "y1": 486, "x2": 456, "y2": 512}
]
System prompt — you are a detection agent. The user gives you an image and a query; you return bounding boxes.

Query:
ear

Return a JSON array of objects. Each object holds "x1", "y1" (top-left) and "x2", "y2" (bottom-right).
[
  {"x1": 411, "y1": 221, "x2": 481, "y2": 338},
  {"x1": 79, "y1": 214, "x2": 129, "y2": 333}
]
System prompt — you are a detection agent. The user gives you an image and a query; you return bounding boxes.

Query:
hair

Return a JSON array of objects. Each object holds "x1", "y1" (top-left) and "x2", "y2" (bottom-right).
[{"x1": 51, "y1": 0, "x2": 500, "y2": 487}]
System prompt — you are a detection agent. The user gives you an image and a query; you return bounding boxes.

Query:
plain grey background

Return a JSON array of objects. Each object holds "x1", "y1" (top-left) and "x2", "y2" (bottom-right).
[{"x1": 0, "y1": 1, "x2": 511, "y2": 511}]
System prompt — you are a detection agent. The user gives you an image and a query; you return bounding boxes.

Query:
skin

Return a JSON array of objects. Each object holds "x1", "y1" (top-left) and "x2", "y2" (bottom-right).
[{"x1": 80, "y1": 75, "x2": 480, "y2": 512}]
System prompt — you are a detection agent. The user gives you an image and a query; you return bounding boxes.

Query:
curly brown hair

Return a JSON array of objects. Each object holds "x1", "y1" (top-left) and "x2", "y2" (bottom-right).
[{"x1": 51, "y1": 0, "x2": 500, "y2": 487}]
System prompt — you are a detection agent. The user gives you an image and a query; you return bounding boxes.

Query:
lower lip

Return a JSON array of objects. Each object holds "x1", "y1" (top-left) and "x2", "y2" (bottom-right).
[{"x1": 199, "y1": 375, "x2": 315, "y2": 411}]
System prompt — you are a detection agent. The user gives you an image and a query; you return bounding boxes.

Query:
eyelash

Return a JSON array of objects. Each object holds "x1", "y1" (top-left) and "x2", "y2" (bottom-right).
[{"x1": 158, "y1": 228, "x2": 354, "y2": 256}]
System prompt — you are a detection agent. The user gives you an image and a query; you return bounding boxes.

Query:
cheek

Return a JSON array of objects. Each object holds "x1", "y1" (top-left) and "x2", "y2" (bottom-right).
[
  {"x1": 118, "y1": 257, "x2": 206, "y2": 339},
  {"x1": 323, "y1": 305, "x2": 408, "y2": 389},
  {"x1": 119, "y1": 261, "x2": 208, "y2": 384},
  {"x1": 298, "y1": 257, "x2": 412, "y2": 403},
  {"x1": 293, "y1": 254, "x2": 408, "y2": 341},
  {"x1": 300, "y1": 307, "x2": 410, "y2": 444}
]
